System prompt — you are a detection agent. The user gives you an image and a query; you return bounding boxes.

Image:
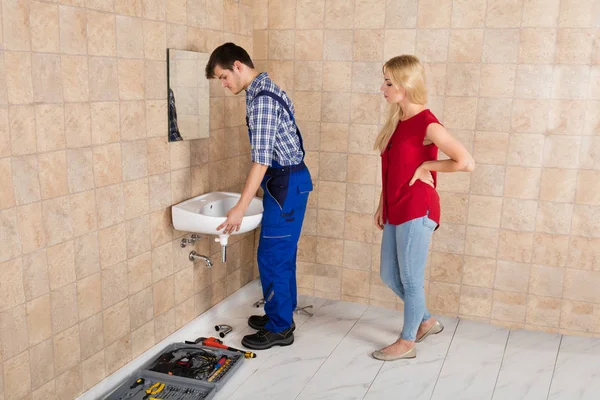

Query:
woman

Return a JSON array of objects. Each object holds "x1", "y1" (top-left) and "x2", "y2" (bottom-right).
[{"x1": 372, "y1": 55, "x2": 475, "y2": 361}]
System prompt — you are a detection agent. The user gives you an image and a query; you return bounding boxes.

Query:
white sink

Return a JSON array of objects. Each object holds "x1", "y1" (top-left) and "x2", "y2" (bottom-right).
[{"x1": 172, "y1": 192, "x2": 263, "y2": 245}]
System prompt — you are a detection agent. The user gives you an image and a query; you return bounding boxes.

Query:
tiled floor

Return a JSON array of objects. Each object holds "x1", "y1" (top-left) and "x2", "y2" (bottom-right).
[{"x1": 85, "y1": 280, "x2": 600, "y2": 400}]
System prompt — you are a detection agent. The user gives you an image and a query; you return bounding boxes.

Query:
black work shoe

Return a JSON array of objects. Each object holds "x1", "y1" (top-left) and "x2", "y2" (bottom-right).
[
  {"x1": 248, "y1": 315, "x2": 296, "y2": 331},
  {"x1": 241, "y1": 328, "x2": 294, "y2": 350}
]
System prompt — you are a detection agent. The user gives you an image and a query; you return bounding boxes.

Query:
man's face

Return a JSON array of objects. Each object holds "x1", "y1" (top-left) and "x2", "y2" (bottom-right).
[{"x1": 214, "y1": 64, "x2": 244, "y2": 95}]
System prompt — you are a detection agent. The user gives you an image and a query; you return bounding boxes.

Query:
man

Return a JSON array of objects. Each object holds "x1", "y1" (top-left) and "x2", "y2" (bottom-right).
[
  {"x1": 168, "y1": 88, "x2": 183, "y2": 141},
  {"x1": 205, "y1": 43, "x2": 313, "y2": 350}
]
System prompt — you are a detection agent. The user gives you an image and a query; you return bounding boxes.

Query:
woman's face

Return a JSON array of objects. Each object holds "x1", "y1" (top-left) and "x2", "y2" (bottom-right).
[{"x1": 381, "y1": 70, "x2": 406, "y2": 104}]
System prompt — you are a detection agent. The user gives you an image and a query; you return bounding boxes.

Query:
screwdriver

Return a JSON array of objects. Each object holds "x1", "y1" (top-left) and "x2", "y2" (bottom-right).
[
  {"x1": 213, "y1": 356, "x2": 227, "y2": 371},
  {"x1": 207, "y1": 358, "x2": 231, "y2": 382},
  {"x1": 130, "y1": 378, "x2": 144, "y2": 389}
]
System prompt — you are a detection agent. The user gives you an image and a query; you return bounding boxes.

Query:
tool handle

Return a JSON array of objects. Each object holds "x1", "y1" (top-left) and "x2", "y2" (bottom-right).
[
  {"x1": 214, "y1": 356, "x2": 227, "y2": 370},
  {"x1": 223, "y1": 345, "x2": 256, "y2": 358},
  {"x1": 202, "y1": 339, "x2": 229, "y2": 350},
  {"x1": 130, "y1": 378, "x2": 144, "y2": 389},
  {"x1": 207, "y1": 359, "x2": 231, "y2": 382},
  {"x1": 202, "y1": 336, "x2": 257, "y2": 358},
  {"x1": 203, "y1": 336, "x2": 223, "y2": 344}
]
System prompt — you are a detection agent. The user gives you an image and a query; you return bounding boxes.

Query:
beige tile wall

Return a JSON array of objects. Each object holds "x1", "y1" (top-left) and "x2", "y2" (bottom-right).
[
  {"x1": 252, "y1": 0, "x2": 600, "y2": 337},
  {"x1": 0, "y1": 0, "x2": 255, "y2": 398}
]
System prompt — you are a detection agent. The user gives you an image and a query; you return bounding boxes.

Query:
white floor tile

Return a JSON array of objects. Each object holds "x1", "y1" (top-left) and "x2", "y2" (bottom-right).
[
  {"x1": 295, "y1": 338, "x2": 383, "y2": 400},
  {"x1": 364, "y1": 316, "x2": 459, "y2": 400},
  {"x1": 345, "y1": 305, "x2": 404, "y2": 346},
  {"x1": 492, "y1": 330, "x2": 560, "y2": 400},
  {"x1": 548, "y1": 335, "x2": 600, "y2": 400},
  {"x1": 297, "y1": 300, "x2": 368, "y2": 337},
  {"x1": 225, "y1": 331, "x2": 344, "y2": 400},
  {"x1": 431, "y1": 320, "x2": 509, "y2": 400}
]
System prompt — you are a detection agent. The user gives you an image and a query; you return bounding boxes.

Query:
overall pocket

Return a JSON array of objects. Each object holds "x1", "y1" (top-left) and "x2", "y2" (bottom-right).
[
  {"x1": 265, "y1": 174, "x2": 290, "y2": 210},
  {"x1": 297, "y1": 180, "x2": 313, "y2": 194}
]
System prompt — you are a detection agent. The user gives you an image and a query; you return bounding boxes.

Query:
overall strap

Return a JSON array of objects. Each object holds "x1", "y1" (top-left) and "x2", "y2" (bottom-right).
[
  {"x1": 253, "y1": 90, "x2": 305, "y2": 157},
  {"x1": 255, "y1": 90, "x2": 296, "y2": 122}
]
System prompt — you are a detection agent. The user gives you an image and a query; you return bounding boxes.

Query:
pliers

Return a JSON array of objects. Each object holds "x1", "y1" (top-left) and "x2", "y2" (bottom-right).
[{"x1": 143, "y1": 382, "x2": 165, "y2": 399}]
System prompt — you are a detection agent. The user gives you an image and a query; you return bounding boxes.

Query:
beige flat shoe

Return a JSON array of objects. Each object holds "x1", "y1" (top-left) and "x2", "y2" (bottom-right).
[
  {"x1": 416, "y1": 320, "x2": 444, "y2": 343},
  {"x1": 372, "y1": 346, "x2": 416, "y2": 361}
]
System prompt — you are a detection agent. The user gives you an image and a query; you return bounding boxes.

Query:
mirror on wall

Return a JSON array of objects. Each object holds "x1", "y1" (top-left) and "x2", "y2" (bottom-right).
[{"x1": 167, "y1": 48, "x2": 210, "y2": 141}]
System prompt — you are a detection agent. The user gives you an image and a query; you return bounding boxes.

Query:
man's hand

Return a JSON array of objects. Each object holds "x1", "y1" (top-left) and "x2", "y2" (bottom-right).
[
  {"x1": 217, "y1": 204, "x2": 245, "y2": 234},
  {"x1": 217, "y1": 163, "x2": 268, "y2": 235},
  {"x1": 409, "y1": 165, "x2": 434, "y2": 188}
]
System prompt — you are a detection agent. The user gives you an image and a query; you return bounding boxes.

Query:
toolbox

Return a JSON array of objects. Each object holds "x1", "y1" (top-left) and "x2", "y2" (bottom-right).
[
  {"x1": 142, "y1": 342, "x2": 244, "y2": 391},
  {"x1": 103, "y1": 341, "x2": 245, "y2": 399}
]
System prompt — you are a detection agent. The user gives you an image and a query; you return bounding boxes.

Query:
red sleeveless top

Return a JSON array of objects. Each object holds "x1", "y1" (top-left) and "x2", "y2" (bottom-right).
[{"x1": 381, "y1": 109, "x2": 441, "y2": 228}]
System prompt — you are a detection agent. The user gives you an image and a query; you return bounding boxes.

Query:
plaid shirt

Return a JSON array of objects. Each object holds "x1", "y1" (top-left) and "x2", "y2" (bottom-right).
[
  {"x1": 168, "y1": 88, "x2": 183, "y2": 141},
  {"x1": 245, "y1": 73, "x2": 303, "y2": 167}
]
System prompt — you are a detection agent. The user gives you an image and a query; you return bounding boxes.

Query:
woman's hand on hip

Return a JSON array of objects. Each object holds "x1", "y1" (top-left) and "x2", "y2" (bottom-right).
[
  {"x1": 374, "y1": 206, "x2": 384, "y2": 231},
  {"x1": 409, "y1": 165, "x2": 434, "y2": 188}
]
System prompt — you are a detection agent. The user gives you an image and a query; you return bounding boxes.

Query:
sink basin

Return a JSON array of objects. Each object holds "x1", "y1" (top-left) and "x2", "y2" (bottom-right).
[{"x1": 172, "y1": 192, "x2": 263, "y2": 245}]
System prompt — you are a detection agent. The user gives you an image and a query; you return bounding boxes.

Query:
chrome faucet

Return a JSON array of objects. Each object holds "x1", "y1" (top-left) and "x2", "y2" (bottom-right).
[{"x1": 189, "y1": 251, "x2": 213, "y2": 268}]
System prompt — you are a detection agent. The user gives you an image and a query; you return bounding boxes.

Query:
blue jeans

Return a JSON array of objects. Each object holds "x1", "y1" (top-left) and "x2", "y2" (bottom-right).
[{"x1": 380, "y1": 216, "x2": 437, "y2": 341}]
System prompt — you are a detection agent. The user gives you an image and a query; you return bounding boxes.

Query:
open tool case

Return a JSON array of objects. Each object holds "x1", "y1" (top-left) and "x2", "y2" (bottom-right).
[{"x1": 104, "y1": 342, "x2": 244, "y2": 399}]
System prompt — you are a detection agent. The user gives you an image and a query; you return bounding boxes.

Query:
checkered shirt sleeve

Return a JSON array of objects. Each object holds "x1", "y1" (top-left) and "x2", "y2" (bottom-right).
[{"x1": 248, "y1": 96, "x2": 279, "y2": 166}]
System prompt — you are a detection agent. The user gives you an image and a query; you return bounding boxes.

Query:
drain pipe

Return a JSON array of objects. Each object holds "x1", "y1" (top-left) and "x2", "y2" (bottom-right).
[{"x1": 215, "y1": 235, "x2": 228, "y2": 263}]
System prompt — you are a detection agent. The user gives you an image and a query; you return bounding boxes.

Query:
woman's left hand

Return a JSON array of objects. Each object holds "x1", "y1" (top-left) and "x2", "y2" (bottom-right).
[{"x1": 409, "y1": 165, "x2": 434, "y2": 188}]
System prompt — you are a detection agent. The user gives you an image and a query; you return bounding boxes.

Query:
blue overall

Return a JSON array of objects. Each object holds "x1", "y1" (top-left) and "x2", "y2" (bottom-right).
[{"x1": 247, "y1": 90, "x2": 313, "y2": 333}]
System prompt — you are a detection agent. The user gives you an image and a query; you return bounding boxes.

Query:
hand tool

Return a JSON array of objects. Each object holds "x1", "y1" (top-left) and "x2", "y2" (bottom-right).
[
  {"x1": 186, "y1": 336, "x2": 257, "y2": 358},
  {"x1": 213, "y1": 355, "x2": 227, "y2": 371},
  {"x1": 124, "y1": 377, "x2": 146, "y2": 398},
  {"x1": 130, "y1": 378, "x2": 145, "y2": 389},
  {"x1": 214, "y1": 358, "x2": 234, "y2": 382},
  {"x1": 143, "y1": 382, "x2": 165, "y2": 399},
  {"x1": 207, "y1": 359, "x2": 232, "y2": 382}
]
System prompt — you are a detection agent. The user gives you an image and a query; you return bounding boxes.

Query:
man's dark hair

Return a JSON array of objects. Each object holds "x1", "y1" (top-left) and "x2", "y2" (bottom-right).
[{"x1": 205, "y1": 42, "x2": 255, "y2": 78}]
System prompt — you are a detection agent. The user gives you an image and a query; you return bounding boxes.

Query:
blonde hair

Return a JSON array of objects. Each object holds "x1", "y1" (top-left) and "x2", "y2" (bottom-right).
[{"x1": 373, "y1": 55, "x2": 428, "y2": 153}]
